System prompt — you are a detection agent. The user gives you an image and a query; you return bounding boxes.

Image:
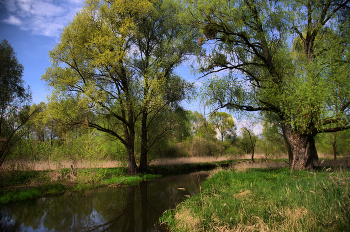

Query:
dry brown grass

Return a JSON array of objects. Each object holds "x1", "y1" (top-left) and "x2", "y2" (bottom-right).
[
  {"x1": 0, "y1": 159, "x2": 122, "y2": 171},
  {"x1": 174, "y1": 208, "x2": 201, "y2": 231},
  {"x1": 1, "y1": 153, "x2": 348, "y2": 172},
  {"x1": 150, "y1": 156, "x2": 234, "y2": 166},
  {"x1": 232, "y1": 160, "x2": 289, "y2": 172}
]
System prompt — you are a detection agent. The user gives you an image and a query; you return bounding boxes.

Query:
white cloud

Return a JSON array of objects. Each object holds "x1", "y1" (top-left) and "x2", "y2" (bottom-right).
[
  {"x1": 2, "y1": 0, "x2": 83, "y2": 37},
  {"x1": 3, "y1": 15, "x2": 22, "y2": 26}
]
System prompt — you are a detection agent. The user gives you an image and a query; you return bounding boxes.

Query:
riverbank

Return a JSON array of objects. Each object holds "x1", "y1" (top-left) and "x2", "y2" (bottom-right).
[
  {"x1": 160, "y1": 167, "x2": 350, "y2": 231},
  {"x1": 1, "y1": 157, "x2": 349, "y2": 205},
  {"x1": 0, "y1": 160, "x2": 232, "y2": 204}
]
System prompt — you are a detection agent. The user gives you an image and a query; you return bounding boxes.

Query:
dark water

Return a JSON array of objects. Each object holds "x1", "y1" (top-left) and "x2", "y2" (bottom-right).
[{"x1": 0, "y1": 171, "x2": 209, "y2": 232}]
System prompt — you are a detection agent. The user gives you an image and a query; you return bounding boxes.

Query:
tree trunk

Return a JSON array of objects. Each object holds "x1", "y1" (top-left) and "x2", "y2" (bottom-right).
[
  {"x1": 139, "y1": 111, "x2": 148, "y2": 174},
  {"x1": 281, "y1": 125, "x2": 293, "y2": 165},
  {"x1": 283, "y1": 125, "x2": 319, "y2": 170},
  {"x1": 332, "y1": 132, "x2": 338, "y2": 161},
  {"x1": 126, "y1": 124, "x2": 138, "y2": 175},
  {"x1": 127, "y1": 148, "x2": 138, "y2": 175}
]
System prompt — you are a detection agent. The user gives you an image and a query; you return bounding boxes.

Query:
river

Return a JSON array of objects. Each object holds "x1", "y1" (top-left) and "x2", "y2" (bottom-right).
[{"x1": 0, "y1": 171, "x2": 209, "y2": 232}]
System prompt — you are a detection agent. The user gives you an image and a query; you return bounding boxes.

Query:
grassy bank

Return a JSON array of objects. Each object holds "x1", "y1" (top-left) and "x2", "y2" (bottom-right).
[{"x1": 160, "y1": 167, "x2": 350, "y2": 231}]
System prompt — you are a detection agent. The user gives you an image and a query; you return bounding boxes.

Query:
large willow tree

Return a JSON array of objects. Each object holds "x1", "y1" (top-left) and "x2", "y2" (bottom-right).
[
  {"x1": 43, "y1": 0, "x2": 198, "y2": 175},
  {"x1": 184, "y1": 0, "x2": 350, "y2": 169}
]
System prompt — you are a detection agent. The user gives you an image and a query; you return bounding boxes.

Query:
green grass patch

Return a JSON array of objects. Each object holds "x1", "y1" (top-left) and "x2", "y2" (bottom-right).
[
  {"x1": 0, "y1": 189, "x2": 40, "y2": 204},
  {"x1": 160, "y1": 168, "x2": 350, "y2": 231},
  {"x1": 0, "y1": 183, "x2": 67, "y2": 204}
]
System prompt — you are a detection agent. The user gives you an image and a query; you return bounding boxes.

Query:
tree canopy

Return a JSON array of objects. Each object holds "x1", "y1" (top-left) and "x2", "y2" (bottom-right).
[{"x1": 42, "y1": 0, "x2": 199, "y2": 175}]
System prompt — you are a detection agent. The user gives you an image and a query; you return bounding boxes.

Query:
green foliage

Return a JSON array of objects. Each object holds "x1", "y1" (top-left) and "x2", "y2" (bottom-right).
[
  {"x1": 260, "y1": 121, "x2": 286, "y2": 157},
  {"x1": 0, "y1": 39, "x2": 34, "y2": 167},
  {"x1": 209, "y1": 112, "x2": 237, "y2": 142},
  {"x1": 161, "y1": 168, "x2": 350, "y2": 231},
  {"x1": 316, "y1": 130, "x2": 350, "y2": 156},
  {"x1": 188, "y1": 111, "x2": 217, "y2": 138}
]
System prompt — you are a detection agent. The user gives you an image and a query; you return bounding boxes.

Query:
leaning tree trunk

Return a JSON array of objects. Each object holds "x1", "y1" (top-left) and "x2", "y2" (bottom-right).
[{"x1": 282, "y1": 124, "x2": 319, "y2": 170}]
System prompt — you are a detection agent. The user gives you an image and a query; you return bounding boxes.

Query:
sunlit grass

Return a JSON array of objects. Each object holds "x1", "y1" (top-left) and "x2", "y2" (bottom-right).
[{"x1": 160, "y1": 168, "x2": 350, "y2": 231}]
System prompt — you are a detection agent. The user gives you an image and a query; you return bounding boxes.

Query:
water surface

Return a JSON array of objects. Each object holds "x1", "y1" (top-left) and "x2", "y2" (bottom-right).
[{"x1": 0, "y1": 171, "x2": 209, "y2": 232}]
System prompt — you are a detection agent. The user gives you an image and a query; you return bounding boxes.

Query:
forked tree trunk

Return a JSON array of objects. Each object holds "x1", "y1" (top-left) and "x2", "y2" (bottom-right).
[{"x1": 282, "y1": 124, "x2": 319, "y2": 170}]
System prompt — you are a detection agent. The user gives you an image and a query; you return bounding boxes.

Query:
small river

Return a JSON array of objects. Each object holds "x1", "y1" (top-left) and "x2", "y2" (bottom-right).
[{"x1": 0, "y1": 171, "x2": 209, "y2": 232}]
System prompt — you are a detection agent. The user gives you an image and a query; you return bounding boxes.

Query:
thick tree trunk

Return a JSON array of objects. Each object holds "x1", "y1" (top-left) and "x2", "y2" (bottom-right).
[
  {"x1": 282, "y1": 124, "x2": 319, "y2": 170},
  {"x1": 139, "y1": 111, "x2": 148, "y2": 174}
]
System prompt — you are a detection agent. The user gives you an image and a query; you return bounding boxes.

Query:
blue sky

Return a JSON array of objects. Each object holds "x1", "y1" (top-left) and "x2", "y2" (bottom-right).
[
  {"x1": 0, "y1": 0, "x2": 85, "y2": 104},
  {"x1": 0, "y1": 0, "x2": 262, "y2": 134}
]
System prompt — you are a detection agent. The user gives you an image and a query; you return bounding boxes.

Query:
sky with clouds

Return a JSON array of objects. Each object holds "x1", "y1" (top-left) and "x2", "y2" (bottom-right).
[{"x1": 0, "y1": 0, "x2": 262, "y2": 134}]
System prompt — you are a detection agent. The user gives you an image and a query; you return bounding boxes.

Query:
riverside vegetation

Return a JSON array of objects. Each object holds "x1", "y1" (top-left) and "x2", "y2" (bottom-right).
[{"x1": 160, "y1": 167, "x2": 350, "y2": 231}]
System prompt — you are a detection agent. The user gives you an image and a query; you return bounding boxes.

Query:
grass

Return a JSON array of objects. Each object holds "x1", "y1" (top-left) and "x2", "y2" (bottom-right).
[{"x1": 160, "y1": 167, "x2": 350, "y2": 231}]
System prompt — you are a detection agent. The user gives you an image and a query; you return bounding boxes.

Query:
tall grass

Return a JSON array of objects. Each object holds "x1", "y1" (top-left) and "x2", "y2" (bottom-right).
[{"x1": 160, "y1": 168, "x2": 350, "y2": 231}]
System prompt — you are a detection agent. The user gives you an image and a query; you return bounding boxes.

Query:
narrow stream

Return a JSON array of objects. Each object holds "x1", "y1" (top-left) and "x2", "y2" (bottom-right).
[{"x1": 0, "y1": 171, "x2": 209, "y2": 232}]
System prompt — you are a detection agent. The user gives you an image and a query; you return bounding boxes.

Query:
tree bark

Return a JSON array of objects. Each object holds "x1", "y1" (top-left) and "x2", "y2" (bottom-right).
[
  {"x1": 281, "y1": 125, "x2": 293, "y2": 165},
  {"x1": 126, "y1": 123, "x2": 138, "y2": 175},
  {"x1": 127, "y1": 147, "x2": 138, "y2": 175},
  {"x1": 283, "y1": 124, "x2": 319, "y2": 170},
  {"x1": 139, "y1": 111, "x2": 148, "y2": 174}
]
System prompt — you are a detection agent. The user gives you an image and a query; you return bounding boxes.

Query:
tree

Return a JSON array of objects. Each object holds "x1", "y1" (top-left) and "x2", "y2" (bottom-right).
[
  {"x1": 0, "y1": 39, "x2": 36, "y2": 167},
  {"x1": 185, "y1": 0, "x2": 350, "y2": 170},
  {"x1": 42, "y1": 0, "x2": 198, "y2": 175},
  {"x1": 189, "y1": 110, "x2": 217, "y2": 138},
  {"x1": 316, "y1": 129, "x2": 350, "y2": 160},
  {"x1": 239, "y1": 122, "x2": 257, "y2": 161},
  {"x1": 209, "y1": 111, "x2": 236, "y2": 141},
  {"x1": 260, "y1": 120, "x2": 287, "y2": 159},
  {"x1": 131, "y1": 0, "x2": 199, "y2": 173}
]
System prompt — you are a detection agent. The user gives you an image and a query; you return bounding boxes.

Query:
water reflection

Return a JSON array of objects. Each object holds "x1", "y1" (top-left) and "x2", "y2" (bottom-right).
[{"x1": 0, "y1": 171, "x2": 208, "y2": 232}]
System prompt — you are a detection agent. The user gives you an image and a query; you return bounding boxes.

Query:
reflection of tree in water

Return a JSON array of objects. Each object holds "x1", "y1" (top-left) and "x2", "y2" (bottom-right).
[
  {"x1": 0, "y1": 172, "x2": 208, "y2": 232},
  {"x1": 89, "y1": 172, "x2": 208, "y2": 232}
]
